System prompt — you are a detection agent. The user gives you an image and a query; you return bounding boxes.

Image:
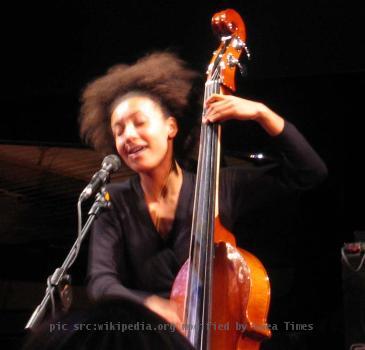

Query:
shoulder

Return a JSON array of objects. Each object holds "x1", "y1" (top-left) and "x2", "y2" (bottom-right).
[
  {"x1": 94, "y1": 176, "x2": 139, "y2": 226},
  {"x1": 182, "y1": 168, "x2": 196, "y2": 181},
  {"x1": 105, "y1": 175, "x2": 139, "y2": 205}
]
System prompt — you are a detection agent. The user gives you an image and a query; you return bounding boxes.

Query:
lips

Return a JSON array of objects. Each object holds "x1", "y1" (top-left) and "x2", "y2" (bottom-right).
[{"x1": 125, "y1": 144, "x2": 147, "y2": 158}]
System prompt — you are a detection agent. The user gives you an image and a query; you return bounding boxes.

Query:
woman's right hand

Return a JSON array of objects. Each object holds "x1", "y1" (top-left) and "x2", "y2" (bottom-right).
[{"x1": 144, "y1": 295, "x2": 182, "y2": 331}]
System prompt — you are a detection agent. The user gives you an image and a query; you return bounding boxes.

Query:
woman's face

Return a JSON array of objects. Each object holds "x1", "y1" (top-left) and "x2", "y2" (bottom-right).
[{"x1": 111, "y1": 96, "x2": 177, "y2": 173}]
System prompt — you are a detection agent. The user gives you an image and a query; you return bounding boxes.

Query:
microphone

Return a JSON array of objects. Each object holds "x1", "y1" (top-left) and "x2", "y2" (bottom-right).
[
  {"x1": 79, "y1": 154, "x2": 121, "y2": 202},
  {"x1": 343, "y1": 231, "x2": 365, "y2": 254},
  {"x1": 343, "y1": 242, "x2": 365, "y2": 255}
]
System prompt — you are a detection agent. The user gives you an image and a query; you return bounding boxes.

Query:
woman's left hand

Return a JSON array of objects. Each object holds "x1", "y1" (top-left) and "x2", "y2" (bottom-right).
[
  {"x1": 204, "y1": 93, "x2": 285, "y2": 136},
  {"x1": 204, "y1": 94, "x2": 264, "y2": 123}
]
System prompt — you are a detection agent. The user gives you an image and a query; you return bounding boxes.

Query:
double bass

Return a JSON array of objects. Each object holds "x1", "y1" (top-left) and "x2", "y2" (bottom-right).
[{"x1": 171, "y1": 9, "x2": 271, "y2": 350}]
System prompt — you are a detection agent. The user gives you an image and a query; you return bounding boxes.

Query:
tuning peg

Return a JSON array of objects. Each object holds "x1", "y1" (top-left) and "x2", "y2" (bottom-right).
[
  {"x1": 227, "y1": 54, "x2": 238, "y2": 67},
  {"x1": 226, "y1": 54, "x2": 247, "y2": 77},
  {"x1": 237, "y1": 62, "x2": 247, "y2": 77},
  {"x1": 232, "y1": 37, "x2": 244, "y2": 50},
  {"x1": 231, "y1": 37, "x2": 251, "y2": 60},
  {"x1": 243, "y1": 43, "x2": 251, "y2": 60},
  {"x1": 221, "y1": 35, "x2": 232, "y2": 43}
]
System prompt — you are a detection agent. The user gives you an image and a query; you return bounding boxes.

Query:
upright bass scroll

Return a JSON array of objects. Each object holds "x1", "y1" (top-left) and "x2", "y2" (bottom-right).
[{"x1": 170, "y1": 8, "x2": 272, "y2": 350}]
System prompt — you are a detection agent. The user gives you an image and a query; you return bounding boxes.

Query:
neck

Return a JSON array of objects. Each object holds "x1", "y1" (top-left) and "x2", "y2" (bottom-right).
[{"x1": 140, "y1": 157, "x2": 181, "y2": 202}]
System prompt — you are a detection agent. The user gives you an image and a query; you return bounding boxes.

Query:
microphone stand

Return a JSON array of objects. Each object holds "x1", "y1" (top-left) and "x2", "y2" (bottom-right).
[{"x1": 25, "y1": 187, "x2": 111, "y2": 330}]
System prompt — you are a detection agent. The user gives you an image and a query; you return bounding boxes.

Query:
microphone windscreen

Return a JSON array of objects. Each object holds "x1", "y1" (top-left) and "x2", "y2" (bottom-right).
[{"x1": 102, "y1": 154, "x2": 122, "y2": 172}]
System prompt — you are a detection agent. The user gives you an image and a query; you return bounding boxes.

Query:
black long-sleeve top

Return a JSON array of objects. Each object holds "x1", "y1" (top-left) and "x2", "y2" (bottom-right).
[{"x1": 86, "y1": 121, "x2": 327, "y2": 304}]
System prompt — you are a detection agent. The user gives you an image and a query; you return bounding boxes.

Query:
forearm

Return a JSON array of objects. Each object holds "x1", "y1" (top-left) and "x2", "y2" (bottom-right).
[
  {"x1": 272, "y1": 120, "x2": 328, "y2": 188},
  {"x1": 254, "y1": 103, "x2": 285, "y2": 136},
  {"x1": 204, "y1": 94, "x2": 284, "y2": 137},
  {"x1": 87, "y1": 273, "x2": 151, "y2": 304}
]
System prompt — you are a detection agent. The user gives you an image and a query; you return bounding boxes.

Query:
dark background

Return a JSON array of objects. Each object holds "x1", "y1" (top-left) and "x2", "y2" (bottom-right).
[{"x1": 0, "y1": 1, "x2": 363, "y2": 349}]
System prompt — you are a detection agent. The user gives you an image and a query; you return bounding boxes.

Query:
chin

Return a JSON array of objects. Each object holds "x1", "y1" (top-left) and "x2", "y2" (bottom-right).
[{"x1": 127, "y1": 161, "x2": 157, "y2": 174}]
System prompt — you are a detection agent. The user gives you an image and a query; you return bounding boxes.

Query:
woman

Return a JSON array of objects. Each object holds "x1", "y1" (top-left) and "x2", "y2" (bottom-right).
[{"x1": 79, "y1": 52, "x2": 327, "y2": 326}]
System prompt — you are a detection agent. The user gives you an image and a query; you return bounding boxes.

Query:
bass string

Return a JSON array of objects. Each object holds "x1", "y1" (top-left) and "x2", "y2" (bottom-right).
[
  {"x1": 185, "y1": 66, "x2": 222, "y2": 345},
  {"x1": 200, "y1": 70, "x2": 221, "y2": 344}
]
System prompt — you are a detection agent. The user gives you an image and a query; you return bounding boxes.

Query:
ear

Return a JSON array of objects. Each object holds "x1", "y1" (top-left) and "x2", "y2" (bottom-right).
[{"x1": 167, "y1": 117, "x2": 178, "y2": 139}]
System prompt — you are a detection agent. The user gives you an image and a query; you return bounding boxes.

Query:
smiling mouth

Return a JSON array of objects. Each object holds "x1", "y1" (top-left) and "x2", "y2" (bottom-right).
[{"x1": 126, "y1": 145, "x2": 147, "y2": 158}]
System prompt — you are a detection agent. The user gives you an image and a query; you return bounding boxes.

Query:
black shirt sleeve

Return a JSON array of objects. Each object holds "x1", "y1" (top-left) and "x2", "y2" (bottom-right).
[
  {"x1": 219, "y1": 120, "x2": 327, "y2": 225},
  {"x1": 271, "y1": 120, "x2": 327, "y2": 189},
  {"x1": 86, "y1": 187, "x2": 152, "y2": 304}
]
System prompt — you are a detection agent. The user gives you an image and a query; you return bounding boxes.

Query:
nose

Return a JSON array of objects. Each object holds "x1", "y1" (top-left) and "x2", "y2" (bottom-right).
[{"x1": 123, "y1": 122, "x2": 138, "y2": 142}]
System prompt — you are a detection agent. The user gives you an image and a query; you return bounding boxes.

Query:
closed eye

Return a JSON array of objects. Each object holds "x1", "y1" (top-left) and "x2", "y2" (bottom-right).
[
  {"x1": 134, "y1": 116, "x2": 147, "y2": 127},
  {"x1": 113, "y1": 125, "x2": 124, "y2": 137}
]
